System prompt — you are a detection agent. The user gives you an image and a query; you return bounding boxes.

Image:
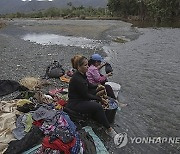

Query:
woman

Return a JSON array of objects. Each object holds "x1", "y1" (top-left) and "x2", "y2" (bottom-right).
[
  {"x1": 86, "y1": 53, "x2": 127, "y2": 107},
  {"x1": 66, "y1": 55, "x2": 117, "y2": 138}
]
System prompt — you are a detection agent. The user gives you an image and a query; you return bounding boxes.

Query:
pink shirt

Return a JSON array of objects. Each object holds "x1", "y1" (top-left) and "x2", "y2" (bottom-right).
[{"x1": 86, "y1": 65, "x2": 107, "y2": 85}]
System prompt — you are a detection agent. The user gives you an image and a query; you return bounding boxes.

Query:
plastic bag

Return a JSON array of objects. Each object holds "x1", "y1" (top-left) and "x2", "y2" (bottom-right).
[{"x1": 105, "y1": 63, "x2": 113, "y2": 74}]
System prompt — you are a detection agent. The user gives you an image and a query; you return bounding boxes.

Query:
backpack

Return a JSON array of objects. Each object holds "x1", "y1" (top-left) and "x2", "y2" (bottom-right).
[
  {"x1": 105, "y1": 63, "x2": 113, "y2": 74},
  {"x1": 45, "y1": 61, "x2": 65, "y2": 78}
]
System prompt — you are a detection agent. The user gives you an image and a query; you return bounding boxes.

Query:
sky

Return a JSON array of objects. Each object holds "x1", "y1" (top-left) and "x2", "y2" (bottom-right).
[{"x1": 21, "y1": 0, "x2": 54, "y2": 1}]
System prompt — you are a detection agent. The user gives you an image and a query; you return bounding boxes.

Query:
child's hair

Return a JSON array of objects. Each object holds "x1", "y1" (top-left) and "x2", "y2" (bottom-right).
[{"x1": 88, "y1": 59, "x2": 97, "y2": 66}]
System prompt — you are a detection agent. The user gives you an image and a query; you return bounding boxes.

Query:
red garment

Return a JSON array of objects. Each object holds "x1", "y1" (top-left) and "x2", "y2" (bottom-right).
[
  {"x1": 42, "y1": 136, "x2": 76, "y2": 154},
  {"x1": 33, "y1": 119, "x2": 44, "y2": 127},
  {"x1": 57, "y1": 99, "x2": 67, "y2": 106}
]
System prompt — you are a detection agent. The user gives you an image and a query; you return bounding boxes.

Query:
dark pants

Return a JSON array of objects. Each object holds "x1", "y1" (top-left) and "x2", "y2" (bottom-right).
[
  {"x1": 104, "y1": 84, "x2": 116, "y2": 99},
  {"x1": 67, "y1": 100, "x2": 110, "y2": 129}
]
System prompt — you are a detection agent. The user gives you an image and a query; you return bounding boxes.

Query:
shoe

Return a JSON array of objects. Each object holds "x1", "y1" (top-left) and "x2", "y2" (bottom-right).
[{"x1": 105, "y1": 128, "x2": 117, "y2": 138}]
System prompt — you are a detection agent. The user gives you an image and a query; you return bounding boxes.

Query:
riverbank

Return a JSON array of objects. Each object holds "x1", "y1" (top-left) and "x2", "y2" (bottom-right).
[
  {"x1": 1, "y1": 16, "x2": 180, "y2": 28},
  {"x1": 0, "y1": 19, "x2": 179, "y2": 154},
  {"x1": 0, "y1": 19, "x2": 134, "y2": 153}
]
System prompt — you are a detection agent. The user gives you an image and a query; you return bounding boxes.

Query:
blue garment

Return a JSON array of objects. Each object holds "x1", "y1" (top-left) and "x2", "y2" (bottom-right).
[
  {"x1": 61, "y1": 111, "x2": 80, "y2": 154},
  {"x1": 71, "y1": 132, "x2": 81, "y2": 154},
  {"x1": 12, "y1": 114, "x2": 26, "y2": 140},
  {"x1": 108, "y1": 98, "x2": 118, "y2": 109},
  {"x1": 32, "y1": 106, "x2": 56, "y2": 121},
  {"x1": 22, "y1": 144, "x2": 41, "y2": 154},
  {"x1": 62, "y1": 111, "x2": 77, "y2": 134},
  {"x1": 62, "y1": 112, "x2": 80, "y2": 154}
]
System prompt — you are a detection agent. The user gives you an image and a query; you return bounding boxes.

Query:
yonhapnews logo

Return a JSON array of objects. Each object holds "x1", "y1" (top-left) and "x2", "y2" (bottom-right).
[
  {"x1": 114, "y1": 132, "x2": 128, "y2": 148},
  {"x1": 114, "y1": 133, "x2": 180, "y2": 148}
]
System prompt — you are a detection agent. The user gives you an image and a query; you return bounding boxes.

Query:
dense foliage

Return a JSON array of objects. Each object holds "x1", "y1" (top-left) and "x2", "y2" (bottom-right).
[
  {"x1": 107, "y1": 0, "x2": 180, "y2": 22},
  {"x1": 0, "y1": 1, "x2": 179, "y2": 23},
  {"x1": 0, "y1": 6, "x2": 110, "y2": 19}
]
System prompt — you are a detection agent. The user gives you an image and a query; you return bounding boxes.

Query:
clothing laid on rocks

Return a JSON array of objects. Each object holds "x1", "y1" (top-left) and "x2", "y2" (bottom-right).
[
  {"x1": 0, "y1": 100, "x2": 21, "y2": 153},
  {"x1": 4, "y1": 125, "x2": 44, "y2": 154},
  {"x1": 0, "y1": 73, "x2": 113, "y2": 154},
  {"x1": 83, "y1": 126, "x2": 109, "y2": 154},
  {"x1": 0, "y1": 80, "x2": 27, "y2": 97},
  {"x1": 78, "y1": 129, "x2": 96, "y2": 154},
  {"x1": 42, "y1": 136, "x2": 76, "y2": 154},
  {"x1": 13, "y1": 113, "x2": 33, "y2": 140}
]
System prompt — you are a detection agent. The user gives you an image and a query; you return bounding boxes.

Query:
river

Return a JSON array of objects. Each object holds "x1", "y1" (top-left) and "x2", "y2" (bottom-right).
[
  {"x1": 108, "y1": 27, "x2": 180, "y2": 154},
  {"x1": 0, "y1": 19, "x2": 179, "y2": 154}
]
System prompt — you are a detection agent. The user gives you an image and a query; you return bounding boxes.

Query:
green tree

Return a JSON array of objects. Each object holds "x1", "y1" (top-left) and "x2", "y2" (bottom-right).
[
  {"x1": 107, "y1": 0, "x2": 139, "y2": 17},
  {"x1": 145, "y1": 0, "x2": 180, "y2": 21},
  {"x1": 108, "y1": 0, "x2": 180, "y2": 21}
]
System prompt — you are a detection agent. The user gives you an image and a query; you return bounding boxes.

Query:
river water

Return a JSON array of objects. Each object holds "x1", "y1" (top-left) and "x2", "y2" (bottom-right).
[
  {"x1": 1, "y1": 19, "x2": 180, "y2": 153},
  {"x1": 108, "y1": 28, "x2": 180, "y2": 154},
  {"x1": 21, "y1": 24, "x2": 180, "y2": 153}
]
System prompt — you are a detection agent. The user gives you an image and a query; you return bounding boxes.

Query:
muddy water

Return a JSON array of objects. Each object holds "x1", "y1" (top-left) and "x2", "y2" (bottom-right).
[
  {"x1": 107, "y1": 28, "x2": 180, "y2": 154},
  {"x1": 1, "y1": 19, "x2": 180, "y2": 153}
]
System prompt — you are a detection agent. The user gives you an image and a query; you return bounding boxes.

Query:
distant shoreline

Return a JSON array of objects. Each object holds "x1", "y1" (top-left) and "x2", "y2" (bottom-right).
[{"x1": 1, "y1": 16, "x2": 180, "y2": 28}]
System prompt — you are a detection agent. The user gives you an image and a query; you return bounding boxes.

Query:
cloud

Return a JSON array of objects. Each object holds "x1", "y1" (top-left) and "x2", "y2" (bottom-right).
[
  {"x1": 21, "y1": 0, "x2": 54, "y2": 1},
  {"x1": 37, "y1": 0, "x2": 54, "y2": 1}
]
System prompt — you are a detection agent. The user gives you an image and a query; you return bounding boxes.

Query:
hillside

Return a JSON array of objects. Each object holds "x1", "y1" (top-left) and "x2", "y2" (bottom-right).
[{"x1": 0, "y1": 0, "x2": 108, "y2": 14}]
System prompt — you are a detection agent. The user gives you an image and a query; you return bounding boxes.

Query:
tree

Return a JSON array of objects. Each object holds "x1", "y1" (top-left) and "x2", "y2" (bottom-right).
[
  {"x1": 107, "y1": 0, "x2": 139, "y2": 17},
  {"x1": 107, "y1": 0, "x2": 180, "y2": 21}
]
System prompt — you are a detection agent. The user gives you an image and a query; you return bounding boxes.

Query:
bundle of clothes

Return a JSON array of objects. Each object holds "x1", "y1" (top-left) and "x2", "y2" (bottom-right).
[{"x1": 0, "y1": 78, "x2": 110, "y2": 154}]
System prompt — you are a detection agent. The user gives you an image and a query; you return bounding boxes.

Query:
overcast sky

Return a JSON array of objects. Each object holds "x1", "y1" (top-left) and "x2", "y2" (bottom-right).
[{"x1": 21, "y1": 0, "x2": 54, "y2": 1}]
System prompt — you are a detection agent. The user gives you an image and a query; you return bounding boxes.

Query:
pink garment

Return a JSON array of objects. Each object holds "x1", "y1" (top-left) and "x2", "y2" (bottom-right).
[
  {"x1": 86, "y1": 65, "x2": 107, "y2": 85},
  {"x1": 58, "y1": 115, "x2": 68, "y2": 127}
]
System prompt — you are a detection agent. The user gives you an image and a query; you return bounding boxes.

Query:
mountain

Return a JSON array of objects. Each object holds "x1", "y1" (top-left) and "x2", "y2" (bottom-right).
[{"x1": 0, "y1": 0, "x2": 108, "y2": 14}]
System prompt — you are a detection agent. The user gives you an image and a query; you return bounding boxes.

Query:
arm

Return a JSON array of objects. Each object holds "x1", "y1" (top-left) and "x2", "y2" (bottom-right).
[
  {"x1": 75, "y1": 77, "x2": 101, "y2": 101},
  {"x1": 88, "y1": 81, "x2": 98, "y2": 89},
  {"x1": 97, "y1": 62, "x2": 106, "y2": 70},
  {"x1": 91, "y1": 68, "x2": 107, "y2": 84}
]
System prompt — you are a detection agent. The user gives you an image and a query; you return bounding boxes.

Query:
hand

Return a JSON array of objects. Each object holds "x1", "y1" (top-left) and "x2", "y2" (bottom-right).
[
  {"x1": 98, "y1": 62, "x2": 106, "y2": 70},
  {"x1": 107, "y1": 72, "x2": 113, "y2": 77},
  {"x1": 102, "y1": 62, "x2": 107, "y2": 67}
]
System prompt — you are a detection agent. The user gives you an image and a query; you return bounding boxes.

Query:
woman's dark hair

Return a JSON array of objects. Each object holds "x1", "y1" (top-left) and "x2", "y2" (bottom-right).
[{"x1": 88, "y1": 59, "x2": 101, "y2": 66}]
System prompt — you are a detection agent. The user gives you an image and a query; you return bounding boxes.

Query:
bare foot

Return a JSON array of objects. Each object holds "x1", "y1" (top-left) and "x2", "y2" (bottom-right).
[
  {"x1": 119, "y1": 102, "x2": 128, "y2": 107},
  {"x1": 116, "y1": 98, "x2": 128, "y2": 107}
]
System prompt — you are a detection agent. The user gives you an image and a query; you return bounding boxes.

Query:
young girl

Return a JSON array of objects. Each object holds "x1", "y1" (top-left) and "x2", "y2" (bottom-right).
[{"x1": 86, "y1": 53, "x2": 127, "y2": 107}]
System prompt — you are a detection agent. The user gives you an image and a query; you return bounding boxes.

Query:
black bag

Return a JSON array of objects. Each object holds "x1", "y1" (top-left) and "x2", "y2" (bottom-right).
[
  {"x1": 105, "y1": 63, "x2": 113, "y2": 74},
  {"x1": 45, "y1": 61, "x2": 65, "y2": 78}
]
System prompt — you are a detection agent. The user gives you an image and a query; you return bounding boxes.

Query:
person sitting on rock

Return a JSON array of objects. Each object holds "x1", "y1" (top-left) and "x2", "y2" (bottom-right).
[
  {"x1": 66, "y1": 54, "x2": 117, "y2": 138},
  {"x1": 86, "y1": 53, "x2": 127, "y2": 107}
]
